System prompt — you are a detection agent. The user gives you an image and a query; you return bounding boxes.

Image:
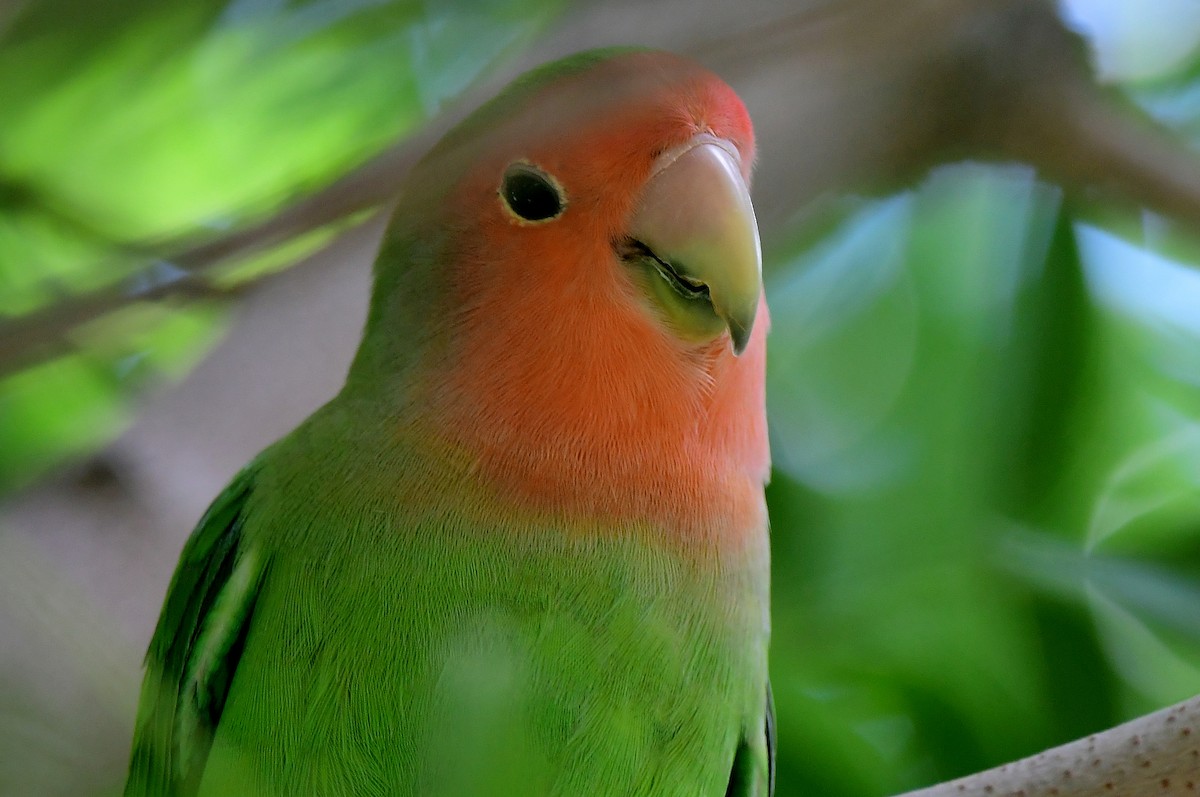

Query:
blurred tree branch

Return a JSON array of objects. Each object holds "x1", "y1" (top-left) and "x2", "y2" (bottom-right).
[
  {"x1": 705, "y1": 0, "x2": 1200, "y2": 223},
  {"x1": 0, "y1": 143, "x2": 428, "y2": 377},
  {"x1": 895, "y1": 693, "x2": 1200, "y2": 797}
]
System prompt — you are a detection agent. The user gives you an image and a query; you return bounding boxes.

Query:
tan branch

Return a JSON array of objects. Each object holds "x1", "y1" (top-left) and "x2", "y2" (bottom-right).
[{"x1": 895, "y1": 694, "x2": 1200, "y2": 797}]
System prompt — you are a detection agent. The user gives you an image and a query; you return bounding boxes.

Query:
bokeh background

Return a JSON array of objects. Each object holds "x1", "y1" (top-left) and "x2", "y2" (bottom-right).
[{"x1": 2, "y1": 1, "x2": 1200, "y2": 795}]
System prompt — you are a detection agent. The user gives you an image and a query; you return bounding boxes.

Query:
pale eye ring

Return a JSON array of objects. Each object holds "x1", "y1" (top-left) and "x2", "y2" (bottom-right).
[{"x1": 500, "y1": 162, "x2": 566, "y2": 222}]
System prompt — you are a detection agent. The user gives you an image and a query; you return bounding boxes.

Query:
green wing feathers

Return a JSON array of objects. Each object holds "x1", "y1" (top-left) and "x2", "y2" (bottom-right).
[{"x1": 124, "y1": 467, "x2": 268, "y2": 797}]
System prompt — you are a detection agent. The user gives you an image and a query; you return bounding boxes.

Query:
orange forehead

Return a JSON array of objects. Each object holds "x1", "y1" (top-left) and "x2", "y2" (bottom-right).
[
  {"x1": 507, "y1": 52, "x2": 751, "y2": 176},
  {"x1": 429, "y1": 51, "x2": 754, "y2": 210}
]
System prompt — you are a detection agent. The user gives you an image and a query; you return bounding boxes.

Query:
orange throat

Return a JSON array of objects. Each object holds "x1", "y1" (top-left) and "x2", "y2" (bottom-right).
[{"x1": 425, "y1": 285, "x2": 771, "y2": 549}]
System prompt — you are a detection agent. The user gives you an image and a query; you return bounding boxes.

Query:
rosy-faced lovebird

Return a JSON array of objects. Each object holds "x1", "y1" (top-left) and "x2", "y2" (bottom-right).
[{"x1": 124, "y1": 48, "x2": 773, "y2": 797}]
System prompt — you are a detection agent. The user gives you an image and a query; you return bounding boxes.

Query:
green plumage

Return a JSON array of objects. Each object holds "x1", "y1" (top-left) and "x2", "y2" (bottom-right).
[{"x1": 126, "y1": 402, "x2": 772, "y2": 796}]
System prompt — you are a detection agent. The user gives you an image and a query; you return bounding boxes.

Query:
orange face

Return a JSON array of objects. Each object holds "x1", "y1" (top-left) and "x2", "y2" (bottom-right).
[{"x1": 376, "y1": 51, "x2": 769, "y2": 547}]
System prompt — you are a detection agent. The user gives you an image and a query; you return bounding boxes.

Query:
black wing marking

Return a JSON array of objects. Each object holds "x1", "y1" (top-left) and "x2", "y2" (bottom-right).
[
  {"x1": 124, "y1": 467, "x2": 267, "y2": 797},
  {"x1": 766, "y1": 681, "x2": 776, "y2": 797},
  {"x1": 726, "y1": 682, "x2": 776, "y2": 796}
]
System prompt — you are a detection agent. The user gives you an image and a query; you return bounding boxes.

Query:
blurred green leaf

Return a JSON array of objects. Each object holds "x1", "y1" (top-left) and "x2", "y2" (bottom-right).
[
  {"x1": 765, "y1": 161, "x2": 1199, "y2": 794},
  {"x1": 1089, "y1": 586, "x2": 1200, "y2": 709},
  {"x1": 0, "y1": 0, "x2": 555, "y2": 241},
  {"x1": 767, "y1": 196, "x2": 918, "y2": 491},
  {"x1": 1086, "y1": 420, "x2": 1200, "y2": 554}
]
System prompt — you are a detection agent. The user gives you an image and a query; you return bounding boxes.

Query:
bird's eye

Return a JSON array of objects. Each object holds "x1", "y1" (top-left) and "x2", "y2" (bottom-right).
[{"x1": 500, "y1": 163, "x2": 565, "y2": 222}]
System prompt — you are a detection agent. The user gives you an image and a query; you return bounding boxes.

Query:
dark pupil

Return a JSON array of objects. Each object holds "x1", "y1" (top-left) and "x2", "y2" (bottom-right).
[{"x1": 503, "y1": 167, "x2": 562, "y2": 221}]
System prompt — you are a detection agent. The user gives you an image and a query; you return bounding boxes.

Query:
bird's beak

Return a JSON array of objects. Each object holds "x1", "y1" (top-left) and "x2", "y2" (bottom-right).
[{"x1": 627, "y1": 134, "x2": 762, "y2": 355}]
